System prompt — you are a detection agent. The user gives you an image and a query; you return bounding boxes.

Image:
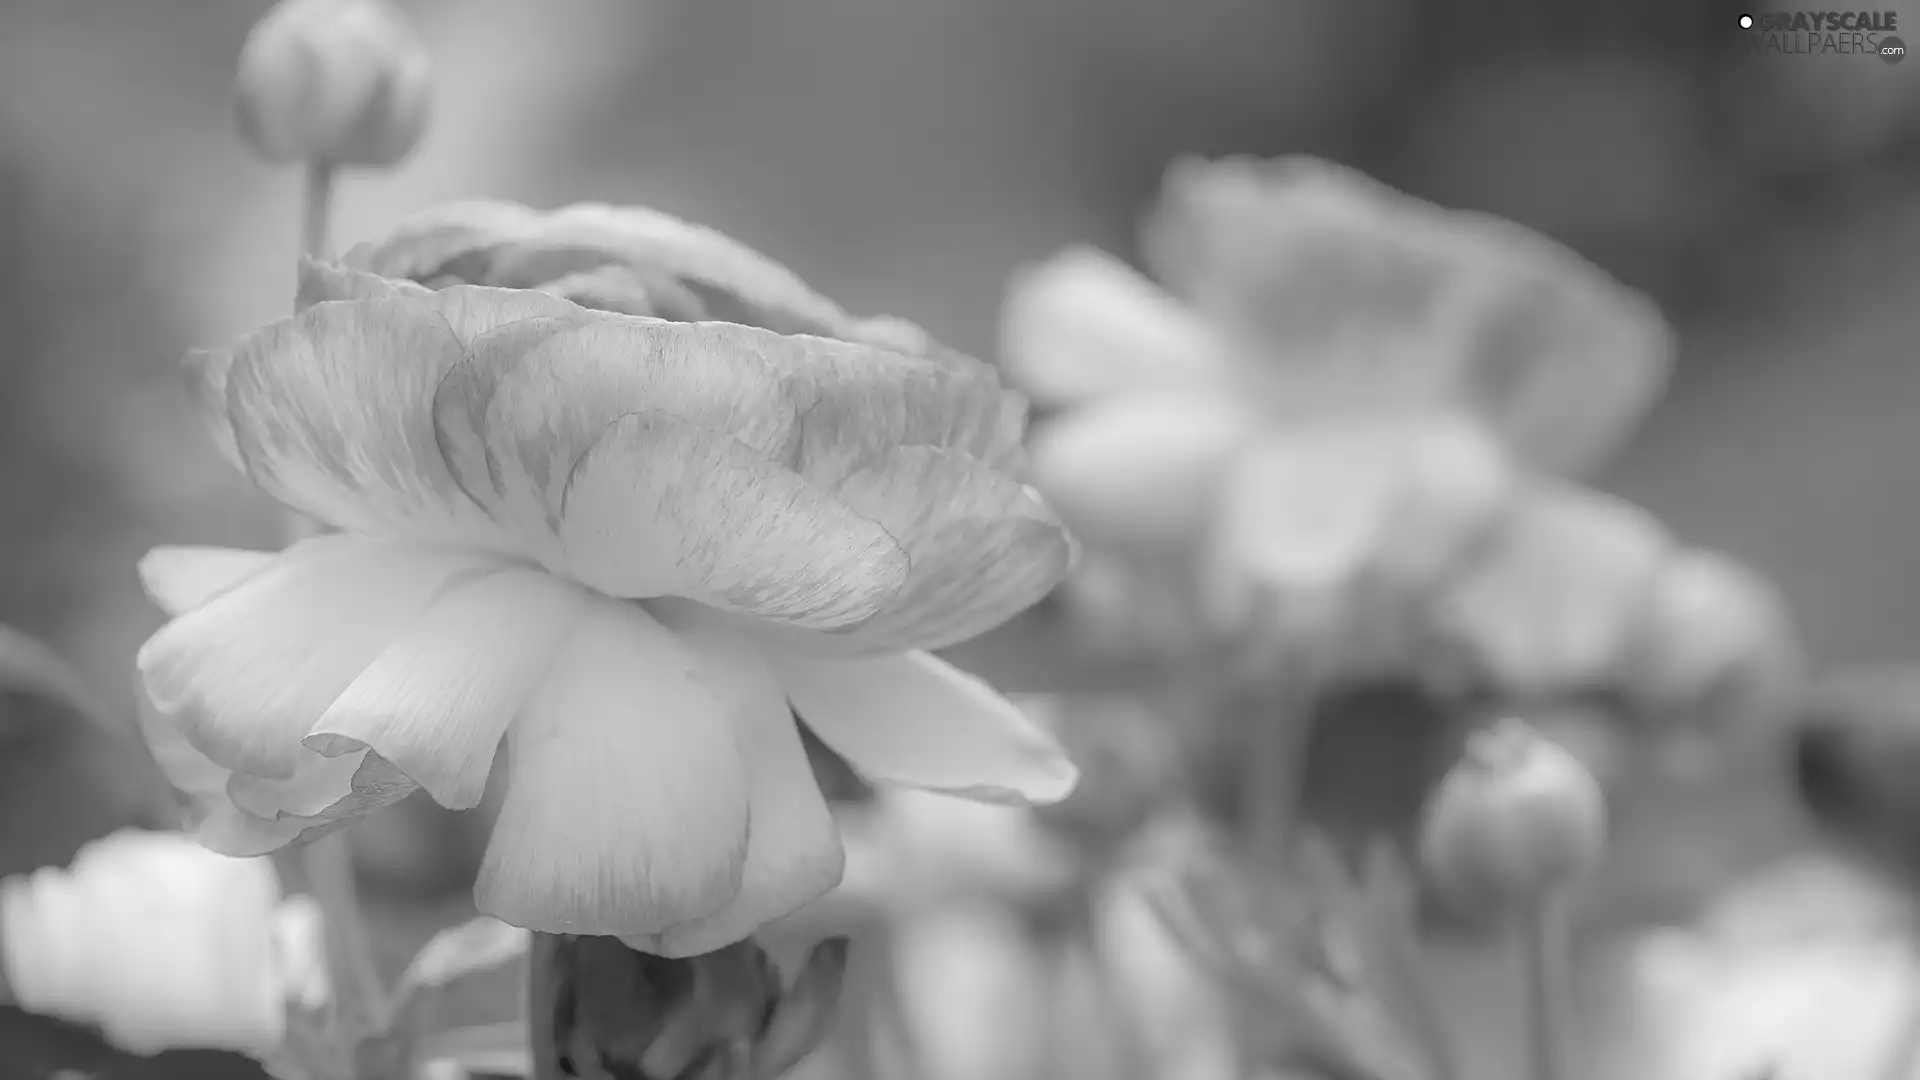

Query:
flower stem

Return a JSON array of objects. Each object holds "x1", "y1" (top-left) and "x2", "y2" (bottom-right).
[
  {"x1": 306, "y1": 829, "x2": 390, "y2": 1036},
  {"x1": 1522, "y1": 892, "x2": 1571, "y2": 1080},
  {"x1": 301, "y1": 160, "x2": 336, "y2": 261}
]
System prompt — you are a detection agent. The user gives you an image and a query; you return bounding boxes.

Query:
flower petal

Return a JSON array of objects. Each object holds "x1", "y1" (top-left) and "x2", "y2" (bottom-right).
[
  {"x1": 556, "y1": 410, "x2": 908, "y2": 627},
  {"x1": 305, "y1": 568, "x2": 589, "y2": 809},
  {"x1": 626, "y1": 611, "x2": 844, "y2": 958},
  {"x1": 999, "y1": 246, "x2": 1228, "y2": 407},
  {"x1": 822, "y1": 446, "x2": 1072, "y2": 652},
  {"x1": 137, "y1": 537, "x2": 502, "y2": 779},
  {"x1": 344, "y1": 199, "x2": 549, "y2": 282},
  {"x1": 1028, "y1": 390, "x2": 1261, "y2": 557},
  {"x1": 296, "y1": 256, "x2": 431, "y2": 310},
  {"x1": 770, "y1": 649, "x2": 1078, "y2": 805},
  {"x1": 137, "y1": 547, "x2": 278, "y2": 617},
  {"x1": 1429, "y1": 480, "x2": 1673, "y2": 696},
  {"x1": 222, "y1": 297, "x2": 505, "y2": 544},
  {"x1": 431, "y1": 315, "x2": 801, "y2": 555},
  {"x1": 474, "y1": 598, "x2": 751, "y2": 936}
]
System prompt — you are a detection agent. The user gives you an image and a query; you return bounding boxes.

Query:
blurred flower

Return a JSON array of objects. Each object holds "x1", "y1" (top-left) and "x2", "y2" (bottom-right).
[
  {"x1": 135, "y1": 218, "x2": 1078, "y2": 957},
  {"x1": 528, "y1": 933, "x2": 848, "y2": 1080},
  {"x1": 1000, "y1": 156, "x2": 1673, "y2": 677},
  {"x1": 1417, "y1": 718, "x2": 1606, "y2": 917},
  {"x1": 1611, "y1": 854, "x2": 1920, "y2": 1080},
  {"x1": 0, "y1": 829, "x2": 327, "y2": 1058},
  {"x1": 235, "y1": 0, "x2": 432, "y2": 168}
]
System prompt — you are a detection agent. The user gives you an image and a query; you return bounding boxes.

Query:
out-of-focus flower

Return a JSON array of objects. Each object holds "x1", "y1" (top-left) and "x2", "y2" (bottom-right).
[
  {"x1": 1000, "y1": 156, "x2": 1673, "y2": 679},
  {"x1": 0, "y1": 829, "x2": 327, "y2": 1058},
  {"x1": 1610, "y1": 854, "x2": 1920, "y2": 1080},
  {"x1": 135, "y1": 215, "x2": 1078, "y2": 957},
  {"x1": 235, "y1": 0, "x2": 432, "y2": 168},
  {"x1": 528, "y1": 933, "x2": 848, "y2": 1080},
  {"x1": 1417, "y1": 718, "x2": 1606, "y2": 917}
]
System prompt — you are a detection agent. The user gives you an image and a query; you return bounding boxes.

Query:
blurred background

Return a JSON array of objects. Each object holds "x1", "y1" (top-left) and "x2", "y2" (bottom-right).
[{"x1": 1, "y1": 0, "x2": 1917, "y2": 1074}]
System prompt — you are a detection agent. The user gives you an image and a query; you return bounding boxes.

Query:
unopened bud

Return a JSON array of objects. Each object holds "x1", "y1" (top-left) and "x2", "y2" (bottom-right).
[
  {"x1": 528, "y1": 933, "x2": 848, "y2": 1080},
  {"x1": 235, "y1": 0, "x2": 432, "y2": 167},
  {"x1": 1418, "y1": 719, "x2": 1607, "y2": 917}
]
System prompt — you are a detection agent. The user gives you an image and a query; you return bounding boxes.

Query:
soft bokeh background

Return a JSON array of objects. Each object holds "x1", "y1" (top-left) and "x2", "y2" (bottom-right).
[{"x1": 1, "y1": 0, "x2": 1917, "y2": 1074}]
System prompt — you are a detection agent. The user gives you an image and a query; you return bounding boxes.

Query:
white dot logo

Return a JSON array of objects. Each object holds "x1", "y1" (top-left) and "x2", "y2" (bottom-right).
[{"x1": 1739, "y1": 13, "x2": 1754, "y2": 28}]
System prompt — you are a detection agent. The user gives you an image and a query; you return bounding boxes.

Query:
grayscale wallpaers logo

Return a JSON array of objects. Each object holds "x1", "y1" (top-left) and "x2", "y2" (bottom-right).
[{"x1": 1737, "y1": 10, "x2": 1906, "y2": 60}]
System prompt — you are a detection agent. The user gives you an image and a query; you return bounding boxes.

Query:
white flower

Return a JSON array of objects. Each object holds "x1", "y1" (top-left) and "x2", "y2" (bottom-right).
[
  {"x1": 136, "y1": 214, "x2": 1077, "y2": 958},
  {"x1": 0, "y1": 829, "x2": 327, "y2": 1058}
]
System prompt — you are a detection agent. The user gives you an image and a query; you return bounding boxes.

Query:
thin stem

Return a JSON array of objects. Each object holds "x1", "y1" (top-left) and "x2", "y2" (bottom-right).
[
  {"x1": 1522, "y1": 893, "x2": 1571, "y2": 1080},
  {"x1": 306, "y1": 829, "x2": 390, "y2": 1035},
  {"x1": 526, "y1": 933, "x2": 567, "y2": 1080},
  {"x1": 1877, "y1": 941, "x2": 1920, "y2": 1080},
  {"x1": 301, "y1": 161, "x2": 336, "y2": 260}
]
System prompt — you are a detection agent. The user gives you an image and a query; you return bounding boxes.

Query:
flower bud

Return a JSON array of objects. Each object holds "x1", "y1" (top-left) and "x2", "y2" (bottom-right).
[
  {"x1": 1418, "y1": 719, "x2": 1607, "y2": 916},
  {"x1": 235, "y1": 0, "x2": 432, "y2": 167},
  {"x1": 528, "y1": 933, "x2": 848, "y2": 1080}
]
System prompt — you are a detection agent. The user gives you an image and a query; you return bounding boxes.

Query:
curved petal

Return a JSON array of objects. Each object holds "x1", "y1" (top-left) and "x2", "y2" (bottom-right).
[
  {"x1": 344, "y1": 199, "x2": 549, "y2": 282},
  {"x1": 823, "y1": 447, "x2": 1073, "y2": 652},
  {"x1": 769, "y1": 649, "x2": 1078, "y2": 805},
  {"x1": 556, "y1": 411, "x2": 908, "y2": 627},
  {"x1": 296, "y1": 256, "x2": 431, "y2": 310},
  {"x1": 781, "y1": 348, "x2": 1026, "y2": 486},
  {"x1": 305, "y1": 568, "x2": 589, "y2": 810},
  {"x1": 474, "y1": 598, "x2": 751, "y2": 936},
  {"x1": 137, "y1": 536, "x2": 503, "y2": 779},
  {"x1": 1428, "y1": 479, "x2": 1673, "y2": 697},
  {"x1": 998, "y1": 246, "x2": 1228, "y2": 407},
  {"x1": 544, "y1": 203, "x2": 858, "y2": 338},
  {"x1": 221, "y1": 297, "x2": 505, "y2": 545},
  {"x1": 1028, "y1": 390, "x2": 1261, "y2": 557},
  {"x1": 137, "y1": 547, "x2": 278, "y2": 616},
  {"x1": 430, "y1": 317, "x2": 809, "y2": 567},
  {"x1": 627, "y1": 611, "x2": 844, "y2": 958}
]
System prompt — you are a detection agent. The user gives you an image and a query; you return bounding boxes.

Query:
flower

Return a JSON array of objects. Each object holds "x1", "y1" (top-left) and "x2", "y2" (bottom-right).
[
  {"x1": 0, "y1": 829, "x2": 327, "y2": 1058},
  {"x1": 136, "y1": 215, "x2": 1078, "y2": 957},
  {"x1": 1417, "y1": 718, "x2": 1607, "y2": 915},
  {"x1": 235, "y1": 0, "x2": 432, "y2": 168},
  {"x1": 999, "y1": 156, "x2": 1674, "y2": 678},
  {"x1": 1610, "y1": 855, "x2": 1920, "y2": 1080}
]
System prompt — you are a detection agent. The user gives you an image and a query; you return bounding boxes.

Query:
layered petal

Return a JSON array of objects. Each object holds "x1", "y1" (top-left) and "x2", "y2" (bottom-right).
[
  {"x1": 1429, "y1": 480, "x2": 1673, "y2": 697},
  {"x1": 770, "y1": 649, "x2": 1078, "y2": 805},
  {"x1": 627, "y1": 611, "x2": 844, "y2": 957},
  {"x1": 475, "y1": 598, "x2": 751, "y2": 937},
  {"x1": 305, "y1": 567, "x2": 589, "y2": 809},
  {"x1": 217, "y1": 297, "x2": 509, "y2": 544},
  {"x1": 556, "y1": 411, "x2": 909, "y2": 627},
  {"x1": 1028, "y1": 390, "x2": 1262, "y2": 557},
  {"x1": 998, "y1": 246, "x2": 1228, "y2": 407},
  {"x1": 825, "y1": 447, "x2": 1073, "y2": 651},
  {"x1": 137, "y1": 535, "x2": 503, "y2": 779}
]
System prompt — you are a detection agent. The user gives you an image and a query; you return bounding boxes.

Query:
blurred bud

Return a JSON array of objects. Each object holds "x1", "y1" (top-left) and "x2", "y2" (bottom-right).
[
  {"x1": 0, "y1": 830, "x2": 327, "y2": 1059},
  {"x1": 1793, "y1": 666, "x2": 1920, "y2": 881},
  {"x1": 235, "y1": 0, "x2": 432, "y2": 167},
  {"x1": 1427, "y1": 480, "x2": 1671, "y2": 699},
  {"x1": 1418, "y1": 719, "x2": 1607, "y2": 916},
  {"x1": 528, "y1": 933, "x2": 848, "y2": 1080},
  {"x1": 1615, "y1": 548, "x2": 1803, "y2": 737}
]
